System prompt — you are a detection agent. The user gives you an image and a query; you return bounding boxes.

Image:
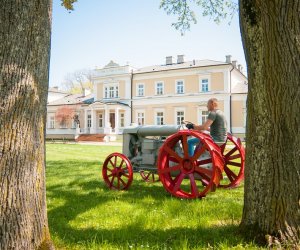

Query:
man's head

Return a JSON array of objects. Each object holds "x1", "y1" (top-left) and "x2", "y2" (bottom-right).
[{"x1": 207, "y1": 98, "x2": 218, "y2": 111}]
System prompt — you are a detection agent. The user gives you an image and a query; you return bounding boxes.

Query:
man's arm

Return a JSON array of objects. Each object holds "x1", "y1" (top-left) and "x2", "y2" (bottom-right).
[{"x1": 194, "y1": 119, "x2": 213, "y2": 131}]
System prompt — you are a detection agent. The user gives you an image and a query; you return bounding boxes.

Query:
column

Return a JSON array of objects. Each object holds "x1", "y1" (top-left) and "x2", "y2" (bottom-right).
[
  {"x1": 115, "y1": 107, "x2": 119, "y2": 134},
  {"x1": 104, "y1": 104, "x2": 111, "y2": 134},
  {"x1": 84, "y1": 109, "x2": 88, "y2": 134},
  {"x1": 90, "y1": 109, "x2": 97, "y2": 134}
]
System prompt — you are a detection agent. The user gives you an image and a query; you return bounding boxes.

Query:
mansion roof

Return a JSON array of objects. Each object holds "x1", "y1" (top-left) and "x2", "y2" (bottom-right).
[
  {"x1": 135, "y1": 59, "x2": 229, "y2": 74},
  {"x1": 48, "y1": 93, "x2": 94, "y2": 106}
]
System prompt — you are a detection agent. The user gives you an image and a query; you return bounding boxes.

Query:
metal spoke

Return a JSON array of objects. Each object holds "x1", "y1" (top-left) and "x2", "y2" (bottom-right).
[
  {"x1": 225, "y1": 146, "x2": 237, "y2": 157},
  {"x1": 191, "y1": 145, "x2": 206, "y2": 161},
  {"x1": 196, "y1": 158, "x2": 212, "y2": 166},
  {"x1": 194, "y1": 165, "x2": 213, "y2": 176},
  {"x1": 224, "y1": 166, "x2": 237, "y2": 182},
  {"x1": 189, "y1": 173, "x2": 199, "y2": 197},
  {"x1": 164, "y1": 145, "x2": 182, "y2": 163},
  {"x1": 109, "y1": 176, "x2": 115, "y2": 188},
  {"x1": 119, "y1": 159, "x2": 124, "y2": 168},
  {"x1": 227, "y1": 161, "x2": 241, "y2": 167},
  {"x1": 227, "y1": 154, "x2": 241, "y2": 160},
  {"x1": 181, "y1": 134, "x2": 189, "y2": 158},
  {"x1": 172, "y1": 173, "x2": 185, "y2": 192},
  {"x1": 159, "y1": 164, "x2": 181, "y2": 174}
]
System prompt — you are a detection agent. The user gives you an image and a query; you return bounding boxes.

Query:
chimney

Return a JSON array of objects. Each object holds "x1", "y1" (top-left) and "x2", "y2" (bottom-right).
[
  {"x1": 232, "y1": 60, "x2": 237, "y2": 68},
  {"x1": 177, "y1": 55, "x2": 185, "y2": 64},
  {"x1": 238, "y1": 64, "x2": 243, "y2": 72},
  {"x1": 83, "y1": 88, "x2": 91, "y2": 97},
  {"x1": 225, "y1": 55, "x2": 232, "y2": 63},
  {"x1": 166, "y1": 56, "x2": 173, "y2": 65}
]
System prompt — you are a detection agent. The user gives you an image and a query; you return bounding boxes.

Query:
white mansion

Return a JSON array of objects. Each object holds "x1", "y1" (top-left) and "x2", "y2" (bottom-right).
[{"x1": 46, "y1": 55, "x2": 247, "y2": 141}]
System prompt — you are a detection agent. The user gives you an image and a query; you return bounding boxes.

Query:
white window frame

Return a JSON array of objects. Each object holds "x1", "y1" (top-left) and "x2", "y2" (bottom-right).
[
  {"x1": 154, "y1": 109, "x2": 164, "y2": 125},
  {"x1": 175, "y1": 80, "x2": 185, "y2": 94},
  {"x1": 198, "y1": 107, "x2": 209, "y2": 125},
  {"x1": 155, "y1": 81, "x2": 164, "y2": 95},
  {"x1": 175, "y1": 109, "x2": 185, "y2": 125},
  {"x1": 199, "y1": 75, "x2": 211, "y2": 93},
  {"x1": 120, "y1": 113, "x2": 125, "y2": 127},
  {"x1": 48, "y1": 115, "x2": 55, "y2": 129},
  {"x1": 98, "y1": 113, "x2": 104, "y2": 128},
  {"x1": 87, "y1": 114, "x2": 92, "y2": 128},
  {"x1": 103, "y1": 83, "x2": 119, "y2": 99},
  {"x1": 71, "y1": 117, "x2": 77, "y2": 129},
  {"x1": 136, "y1": 110, "x2": 145, "y2": 125},
  {"x1": 243, "y1": 100, "x2": 247, "y2": 127},
  {"x1": 136, "y1": 83, "x2": 145, "y2": 97}
]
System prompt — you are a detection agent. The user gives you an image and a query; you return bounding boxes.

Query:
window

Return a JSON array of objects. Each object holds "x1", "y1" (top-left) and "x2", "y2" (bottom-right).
[
  {"x1": 71, "y1": 118, "x2": 77, "y2": 129},
  {"x1": 176, "y1": 111, "x2": 185, "y2": 125},
  {"x1": 104, "y1": 85, "x2": 119, "y2": 98},
  {"x1": 98, "y1": 113, "x2": 103, "y2": 127},
  {"x1": 156, "y1": 82, "x2": 164, "y2": 95},
  {"x1": 137, "y1": 112, "x2": 145, "y2": 125},
  {"x1": 156, "y1": 112, "x2": 164, "y2": 125},
  {"x1": 243, "y1": 100, "x2": 247, "y2": 127},
  {"x1": 49, "y1": 116, "x2": 55, "y2": 129},
  {"x1": 120, "y1": 113, "x2": 125, "y2": 127},
  {"x1": 199, "y1": 110, "x2": 209, "y2": 124},
  {"x1": 176, "y1": 80, "x2": 184, "y2": 94},
  {"x1": 87, "y1": 114, "x2": 91, "y2": 128},
  {"x1": 201, "y1": 79, "x2": 209, "y2": 92},
  {"x1": 137, "y1": 84, "x2": 144, "y2": 96}
]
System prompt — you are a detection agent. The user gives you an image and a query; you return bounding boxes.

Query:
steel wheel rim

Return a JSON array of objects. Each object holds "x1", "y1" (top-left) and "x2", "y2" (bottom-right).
[
  {"x1": 102, "y1": 153, "x2": 133, "y2": 190},
  {"x1": 158, "y1": 130, "x2": 223, "y2": 199},
  {"x1": 219, "y1": 133, "x2": 245, "y2": 188}
]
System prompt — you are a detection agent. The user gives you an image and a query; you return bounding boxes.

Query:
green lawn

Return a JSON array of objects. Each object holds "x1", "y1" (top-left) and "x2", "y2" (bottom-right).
[{"x1": 46, "y1": 143, "x2": 263, "y2": 250}]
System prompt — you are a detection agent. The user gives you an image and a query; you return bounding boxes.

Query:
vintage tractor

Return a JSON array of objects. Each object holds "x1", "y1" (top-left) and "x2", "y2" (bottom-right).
[{"x1": 102, "y1": 125, "x2": 245, "y2": 199}]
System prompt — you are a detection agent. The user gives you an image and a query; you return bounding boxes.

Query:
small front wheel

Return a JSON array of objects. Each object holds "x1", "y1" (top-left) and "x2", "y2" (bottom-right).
[{"x1": 102, "y1": 153, "x2": 133, "y2": 190}]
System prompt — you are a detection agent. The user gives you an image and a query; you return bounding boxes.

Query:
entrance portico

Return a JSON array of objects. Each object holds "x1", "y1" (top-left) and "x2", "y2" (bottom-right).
[{"x1": 82, "y1": 101, "x2": 131, "y2": 135}]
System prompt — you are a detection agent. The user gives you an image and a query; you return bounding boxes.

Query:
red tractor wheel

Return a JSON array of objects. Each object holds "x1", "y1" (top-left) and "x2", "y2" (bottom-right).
[
  {"x1": 140, "y1": 170, "x2": 160, "y2": 182},
  {"x1": 158, "y1": 130, "x2": 224, "y2": 199},
  {"x1": 102, "y1": 153, "x2": 133, "y2": 190},
  {"x1": 218, "y1": 133, "x2": 245, "y2": 188}
]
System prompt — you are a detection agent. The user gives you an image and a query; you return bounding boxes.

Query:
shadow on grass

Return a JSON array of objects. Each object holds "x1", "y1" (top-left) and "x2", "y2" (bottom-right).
[{"x1": 46, "y1": 159, "x2": 251, "y2": 249}]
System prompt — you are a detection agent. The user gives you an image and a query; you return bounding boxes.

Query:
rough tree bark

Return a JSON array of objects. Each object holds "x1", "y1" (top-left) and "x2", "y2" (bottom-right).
[
  {"x1": 0, "y1": 1, "x2": 54, "y2": 249},
  {"x1": 239, "y1": 0, "x2": 300, "y2": 247}
]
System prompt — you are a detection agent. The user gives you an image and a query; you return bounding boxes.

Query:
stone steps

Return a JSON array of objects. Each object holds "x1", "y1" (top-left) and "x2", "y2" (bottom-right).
[{"x1": 75, "y1": 134, "x2": 106, "y2": 142}]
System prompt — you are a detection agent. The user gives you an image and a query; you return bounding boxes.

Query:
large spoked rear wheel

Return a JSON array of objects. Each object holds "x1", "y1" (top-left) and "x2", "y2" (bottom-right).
[
  {"x1": 158, "y1": 130, "x2": 224, "y2": 199},
  {"x1": 102, "y1": 153, "x2": 133, "y2": 190},
  {"x1": 219, "y1": 133, "x2": 245, "y2": 188}
]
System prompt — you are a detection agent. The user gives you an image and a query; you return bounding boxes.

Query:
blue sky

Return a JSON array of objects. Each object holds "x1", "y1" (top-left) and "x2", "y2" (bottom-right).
[{"x1": 49, "y1": 0, "x2": 246, "y2": 87}]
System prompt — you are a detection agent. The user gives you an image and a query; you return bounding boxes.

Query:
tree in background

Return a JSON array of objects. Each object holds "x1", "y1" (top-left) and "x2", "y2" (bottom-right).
[
  {"x1": 55, "y1": 106, "x2": 76, "y2": 128},
  {"x1": 161, "y1": 0, "x2": 299, "y2": 247},
  {"x1": 62, "y1": 69, "x2": 94, "y2": 94}
]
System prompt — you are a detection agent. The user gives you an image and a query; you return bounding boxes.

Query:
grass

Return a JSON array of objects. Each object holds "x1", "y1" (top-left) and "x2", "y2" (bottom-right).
[{"x1": 46, "y1": 143, "x2": 263, "y2": 250}]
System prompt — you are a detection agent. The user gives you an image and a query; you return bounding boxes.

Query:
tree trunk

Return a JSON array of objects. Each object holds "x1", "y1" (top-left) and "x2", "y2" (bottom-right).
[
  {"x1": 239, "y1": 0, "x2": 300, "y2": 247},
  {"x1": 0, "y1": 1, "x2": 54, "y2": 249}
]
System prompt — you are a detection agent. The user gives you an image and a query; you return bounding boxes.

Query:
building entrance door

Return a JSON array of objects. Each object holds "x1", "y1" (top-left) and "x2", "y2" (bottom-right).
[{"x1": 110, "y1": 113, "x2": 115, "y2": 129}]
